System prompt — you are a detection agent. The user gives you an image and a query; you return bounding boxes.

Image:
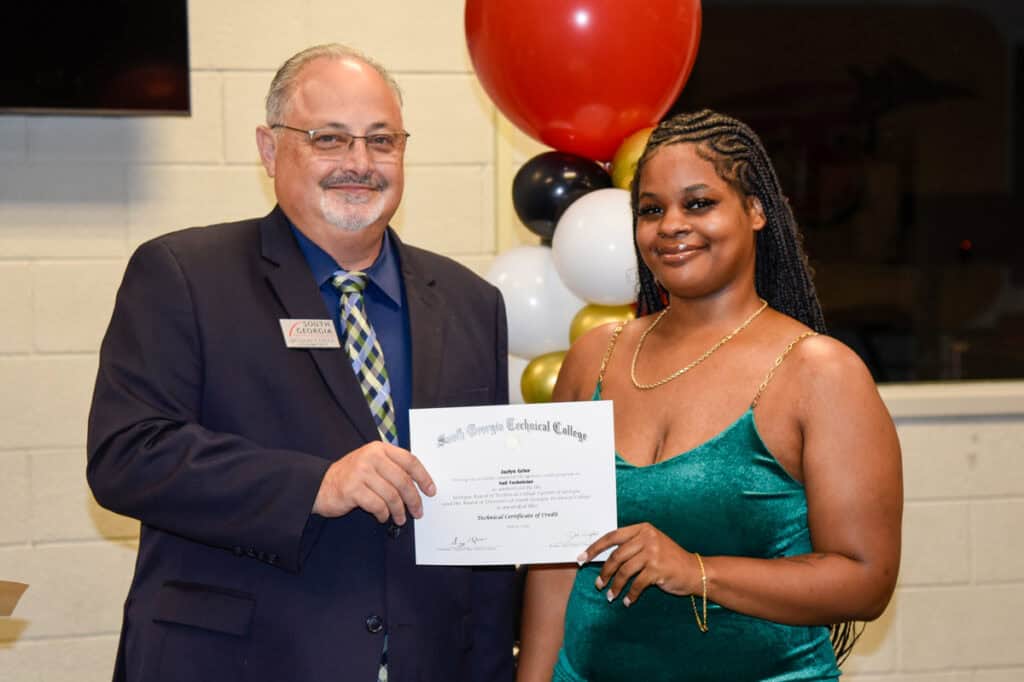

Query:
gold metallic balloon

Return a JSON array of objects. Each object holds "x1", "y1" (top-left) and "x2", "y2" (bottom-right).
[
  {"x1": 569, "y1": 304, "x2": 635, "y2": 344},
  {"x1": 520, "y1": 351, "x2": 567, "y2": 404},
  {"x1": 610, "y1": 126, "x2": 655, "y2": 189}
]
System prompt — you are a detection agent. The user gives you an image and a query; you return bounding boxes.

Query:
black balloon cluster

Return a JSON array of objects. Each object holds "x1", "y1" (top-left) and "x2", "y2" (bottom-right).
[{"x1": 511, "y1": 152, "x2": 611, "y2": 244}]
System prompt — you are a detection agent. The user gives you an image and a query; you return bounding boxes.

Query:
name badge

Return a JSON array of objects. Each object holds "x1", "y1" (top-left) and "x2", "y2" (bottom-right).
[{"x1": 279, "y1": 319, "x2": 341, "y2": 349}]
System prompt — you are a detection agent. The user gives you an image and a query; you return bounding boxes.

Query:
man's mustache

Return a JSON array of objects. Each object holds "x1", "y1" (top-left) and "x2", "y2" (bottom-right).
[{"x1": 320, "y1": 171, "x2": 388, "y2": 191}]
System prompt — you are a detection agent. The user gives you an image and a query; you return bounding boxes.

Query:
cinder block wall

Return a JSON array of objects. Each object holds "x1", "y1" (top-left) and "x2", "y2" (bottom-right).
[
  {"x1": 840, "y1": 393, "x2": 1024, "y2": 681},
  {"x1": 1, "y1": 2, "x2": 1022, "y2": 680}
]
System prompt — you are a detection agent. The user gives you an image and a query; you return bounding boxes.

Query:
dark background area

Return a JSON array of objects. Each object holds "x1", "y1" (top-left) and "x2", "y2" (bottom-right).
[
  {"x1": 672, "y1": 1, "x2": 1024, "y2": 381},
  {"x1": 1, "y1": 0, "x2": 190, "y2": 115}
]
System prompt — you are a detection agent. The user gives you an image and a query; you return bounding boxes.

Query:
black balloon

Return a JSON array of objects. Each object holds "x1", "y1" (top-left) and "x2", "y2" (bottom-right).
[{"x1": 512, "y1": 151, "x2": 612, "y2": 242}]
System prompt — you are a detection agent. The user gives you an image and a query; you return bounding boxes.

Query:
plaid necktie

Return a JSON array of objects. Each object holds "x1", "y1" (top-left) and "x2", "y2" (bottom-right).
[{"x1": 331, "y1": 271, "x2": 399, "y2": 446}]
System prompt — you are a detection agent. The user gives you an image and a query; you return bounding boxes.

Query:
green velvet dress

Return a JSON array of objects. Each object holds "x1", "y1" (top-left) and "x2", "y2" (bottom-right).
[{"x1": 551, "y1": 383, "x2": 840, "y2": 682}]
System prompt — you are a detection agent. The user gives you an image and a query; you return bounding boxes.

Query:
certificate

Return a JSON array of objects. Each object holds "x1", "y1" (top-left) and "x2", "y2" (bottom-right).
[{"x1": 410, "y1": 401, "x2": 617, "y2": 566}]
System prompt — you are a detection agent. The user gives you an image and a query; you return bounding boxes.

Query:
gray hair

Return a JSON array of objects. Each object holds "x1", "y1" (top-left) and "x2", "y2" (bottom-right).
[{"x1": 265, "y1": 43, "x2": 403, "y2": 125}]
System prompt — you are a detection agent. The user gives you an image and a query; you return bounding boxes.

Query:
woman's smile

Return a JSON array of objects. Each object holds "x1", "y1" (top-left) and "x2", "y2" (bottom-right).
[{"x1": 652, "y1": 240, "x2": 707, "y2": 264}]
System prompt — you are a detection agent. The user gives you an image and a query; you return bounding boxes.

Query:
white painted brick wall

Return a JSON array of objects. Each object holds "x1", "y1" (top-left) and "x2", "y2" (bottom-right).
[
  {"x1": 127, "y1": 165, "x2": 274, "y2": 248},
  {"x1": 29, "y1": 451, "x2": 138, "y2": 543},
  {"x1": 188, "y1": 2, "x2": 311, "y2": 72},
  {"x1": 0, "y1": 163, "x2": 128, "y2": 258},
  {"x1": 900, "y1": 502, "x2": 971, "y2": 585},
  {"x1": 974, "y1": 671, "x2": 1024, "y2": 682},
  {"x1": 306, "y1": 1, "x2": 472, "y2": 73},
  {"x1": 972, "y1": 500, "x2": 1024, "y2": 583},
  {"x1": 0, "y1": 356, "x2": 97, "y2": 449},
  {"x1": 901, "y1": 585, "x2": 1024, "y2": 670},
  {"x1": 0, "y1": 452, "x2": 31, "y2": 546},
  {"x1": 32, "y1": 262, "x2": 124, "y2": 353},
  {"x1": 0, "y1": 544, "x2": 137, "y2": 640},
  {"x1": 223, "y1": 73, "x2": 272, "y2": 164},
  {"x1": 0, "y1": 636, "x2": 122, "y2": 682},
  {"x1": 2, "y1": 2, "x2": 1023, "y2": 681},
  {"x1": 0, "y1": 264, "x2": 33, "y2": 353},
  {"x1": 0, "y1": 117, "x2": 27, "y2": 162},
  {"x1": 397, "y1": 74, "x2": 495, "y2": 165},
  {"x1": 394, "y1": 165, "x2": 494, "y2": 255},
  {"x1": 841, "y1": 413, "x2": 1024, "y2": 681}
]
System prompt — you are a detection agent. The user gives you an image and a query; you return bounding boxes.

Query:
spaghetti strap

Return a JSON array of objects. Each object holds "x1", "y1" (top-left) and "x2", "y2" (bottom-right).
[
  {"x1": 596, "y1": 323, "x2": 626, "y2": 387},
  {"x1": 751, "y1": 331, "x2": 819, "y2": 409}
]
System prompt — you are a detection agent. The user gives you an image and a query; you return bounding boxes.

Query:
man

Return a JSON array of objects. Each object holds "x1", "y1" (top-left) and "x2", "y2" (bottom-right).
[{"x1": 87, "y1": 44, "x2": 518, "y2": 681}]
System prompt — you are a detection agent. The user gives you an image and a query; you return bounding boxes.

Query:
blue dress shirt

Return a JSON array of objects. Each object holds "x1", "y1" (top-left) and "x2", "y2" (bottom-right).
[{"x1": 291, "y1": 226, "x2": 412, "y2": 449}]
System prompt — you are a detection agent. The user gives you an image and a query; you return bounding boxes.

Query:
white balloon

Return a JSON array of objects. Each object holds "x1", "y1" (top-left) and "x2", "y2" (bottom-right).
[
  {"x1": 551, "y1": 188, "x2": 637, "y2": 305},
  {"x1": 486, "y1": 245, "x2": 584, "y2": 359},
  {"x1": 507, "y1": 355, "x2": 529, "y2": 404}
]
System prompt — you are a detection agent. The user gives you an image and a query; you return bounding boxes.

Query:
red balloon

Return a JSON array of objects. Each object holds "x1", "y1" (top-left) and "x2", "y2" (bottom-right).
[{"x1": 465, "y1": 0, "x2": 701, "y2": 161}]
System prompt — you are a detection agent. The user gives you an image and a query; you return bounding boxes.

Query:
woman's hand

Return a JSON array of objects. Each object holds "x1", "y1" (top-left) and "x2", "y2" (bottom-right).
[{"x1": 579, "y1": 522, "x2": 700, "y2": 607}]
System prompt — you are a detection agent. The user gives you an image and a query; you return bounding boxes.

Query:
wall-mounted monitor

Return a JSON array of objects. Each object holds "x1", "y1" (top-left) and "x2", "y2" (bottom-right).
[
  {"x1": 2, "y1": 0, "x2": 190, "y2": 116},
  {"x1": 672, "y1": 2, "x2": 1023, "y2": 382}
]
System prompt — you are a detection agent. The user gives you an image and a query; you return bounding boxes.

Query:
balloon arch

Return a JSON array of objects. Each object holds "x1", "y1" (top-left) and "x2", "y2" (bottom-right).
[{"x1": 466, "y1": 0, "x2": 702, "y2": 402}]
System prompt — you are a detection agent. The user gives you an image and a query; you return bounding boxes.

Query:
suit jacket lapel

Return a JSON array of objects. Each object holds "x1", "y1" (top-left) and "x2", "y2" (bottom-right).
[
  {"x1": 394, "y1": 231, "x2": 446, "y2": 409},
  {"x1": 259, "y1": 207, "x2": 380, "y2": 444}
]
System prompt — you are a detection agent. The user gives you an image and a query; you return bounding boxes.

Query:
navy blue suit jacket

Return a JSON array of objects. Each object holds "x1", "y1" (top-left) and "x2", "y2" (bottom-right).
[{"x1": 87, "y1": 207, "x2": 519, "y2": 681}]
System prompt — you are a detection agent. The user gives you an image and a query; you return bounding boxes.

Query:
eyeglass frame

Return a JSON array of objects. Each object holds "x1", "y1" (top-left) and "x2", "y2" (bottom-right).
[{"x1": 269, "y1": 124, "x2": 411, "y2": 157}]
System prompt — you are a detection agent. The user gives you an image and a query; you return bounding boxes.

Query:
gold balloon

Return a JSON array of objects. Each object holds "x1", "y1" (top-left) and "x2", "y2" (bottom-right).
[
  {"x1": 520, "y1": 351, "x2": 567, "y2": 404},
  {"x1": 610, "y1": 126, "x2": 655, "y2": 189},
  {"x1": 569, "y1": 304, "x2": 636, "y2": 344}
]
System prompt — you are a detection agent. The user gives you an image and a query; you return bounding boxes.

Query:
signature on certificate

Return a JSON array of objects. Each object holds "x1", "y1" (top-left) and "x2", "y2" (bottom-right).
[
  {"x1": 450, "y1": 535, "x2": 488, "y2": 549},
  {"x1": 550, "y1": 529, "x2": 599, "y2": 547}
]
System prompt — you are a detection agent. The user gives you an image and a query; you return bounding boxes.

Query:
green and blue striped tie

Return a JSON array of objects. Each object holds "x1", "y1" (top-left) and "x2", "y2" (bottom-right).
[{"x1": 331, "y1": 271, "x2": 398, "y2": 446}]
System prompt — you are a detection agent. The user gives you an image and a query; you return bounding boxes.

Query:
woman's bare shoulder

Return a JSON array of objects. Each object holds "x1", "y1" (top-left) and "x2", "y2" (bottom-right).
[
  {"x1": 554, "y1": 319, "x2": 636, "y2": 401},
  {"x1": 784, "y1": 332, "x2": 881, "y2": 409}
]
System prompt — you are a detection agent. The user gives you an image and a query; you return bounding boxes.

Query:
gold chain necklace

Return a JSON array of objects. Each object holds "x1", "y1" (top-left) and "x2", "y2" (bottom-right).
[{"x1": 630, "y1": 298, "x2": 769, "y2": 390}]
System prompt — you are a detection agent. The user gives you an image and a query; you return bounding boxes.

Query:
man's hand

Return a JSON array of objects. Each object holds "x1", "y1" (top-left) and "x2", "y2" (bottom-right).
[{"x1": 312, "y1": 441, "x2": 436, "y2": 524}]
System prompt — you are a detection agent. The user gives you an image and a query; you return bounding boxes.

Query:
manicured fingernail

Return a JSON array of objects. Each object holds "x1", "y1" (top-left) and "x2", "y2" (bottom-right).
[
  {"x1": 425, "y1": 483, "x2": 436, "y2": 496},
  {"x1": 606, "y1": 590, "x2": 615, "y2": 602},
  {"x1": 594, "y1": 576, "x2": 605, "y2": 589},
  {"x1": 623, "y1": 597, "x2": 632, "y2": 608},
  {"x1": 576, "y1": 552, "x2": 587, "y2": 566}
]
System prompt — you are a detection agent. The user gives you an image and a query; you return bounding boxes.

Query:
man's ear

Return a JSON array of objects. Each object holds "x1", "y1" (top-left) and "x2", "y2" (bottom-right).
[
  {"x1": 256, "y1": 125, "x2": 277, "y2": 178},
  {"x1": 748, "y1": 195, "x2": 767, "y2": 232}
]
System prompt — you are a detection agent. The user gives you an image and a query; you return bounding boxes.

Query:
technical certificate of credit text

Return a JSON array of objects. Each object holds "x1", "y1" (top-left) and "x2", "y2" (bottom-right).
[{"x1": 411, "y1": 401, "x2": 617, "y2": 566}]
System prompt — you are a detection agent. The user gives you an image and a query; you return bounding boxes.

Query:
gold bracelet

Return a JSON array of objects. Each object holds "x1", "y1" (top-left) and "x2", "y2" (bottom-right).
[{"x1": 690, "y1": 552, "x2": 709, "y2": 633}]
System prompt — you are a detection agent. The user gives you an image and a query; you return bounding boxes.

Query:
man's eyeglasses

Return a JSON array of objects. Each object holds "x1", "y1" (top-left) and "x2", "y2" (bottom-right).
[{"x1": 271, "y1": 124, "x2": 410, "y2": 159}]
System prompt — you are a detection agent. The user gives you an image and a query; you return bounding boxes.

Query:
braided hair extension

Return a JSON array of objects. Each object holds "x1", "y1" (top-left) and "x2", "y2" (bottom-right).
[
  {"x1": 831, "y1": 620, "x2": 865, "y2": 667},
  {"x1": 630, "y1": 110, "x2": 827, "y2": 334},
  {"x1": 630, "y1": 111, "x2": 861, "y2": 661}
]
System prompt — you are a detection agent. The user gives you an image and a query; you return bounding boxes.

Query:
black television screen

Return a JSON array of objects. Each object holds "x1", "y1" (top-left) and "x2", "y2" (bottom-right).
[
  {"x1": 670, "y1": 2, "x2": 1024, "y2": 382},
  {"x1": 2, "y1": 0, "x2": 190, "y2": 115}
]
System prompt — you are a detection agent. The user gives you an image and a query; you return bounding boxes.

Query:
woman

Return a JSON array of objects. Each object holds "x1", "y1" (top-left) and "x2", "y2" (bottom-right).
[{"x1": 516, "y1": 110, "x2": 903, "y2": 681}]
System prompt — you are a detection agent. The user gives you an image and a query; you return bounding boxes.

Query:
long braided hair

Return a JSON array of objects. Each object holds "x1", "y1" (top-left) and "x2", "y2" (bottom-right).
[
  {"x1": 631, "y1": 111, "x2": 862, "y2": 662},
  {"x1": 631, "y1": 110, "x2": 827, "y2": 335}
]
